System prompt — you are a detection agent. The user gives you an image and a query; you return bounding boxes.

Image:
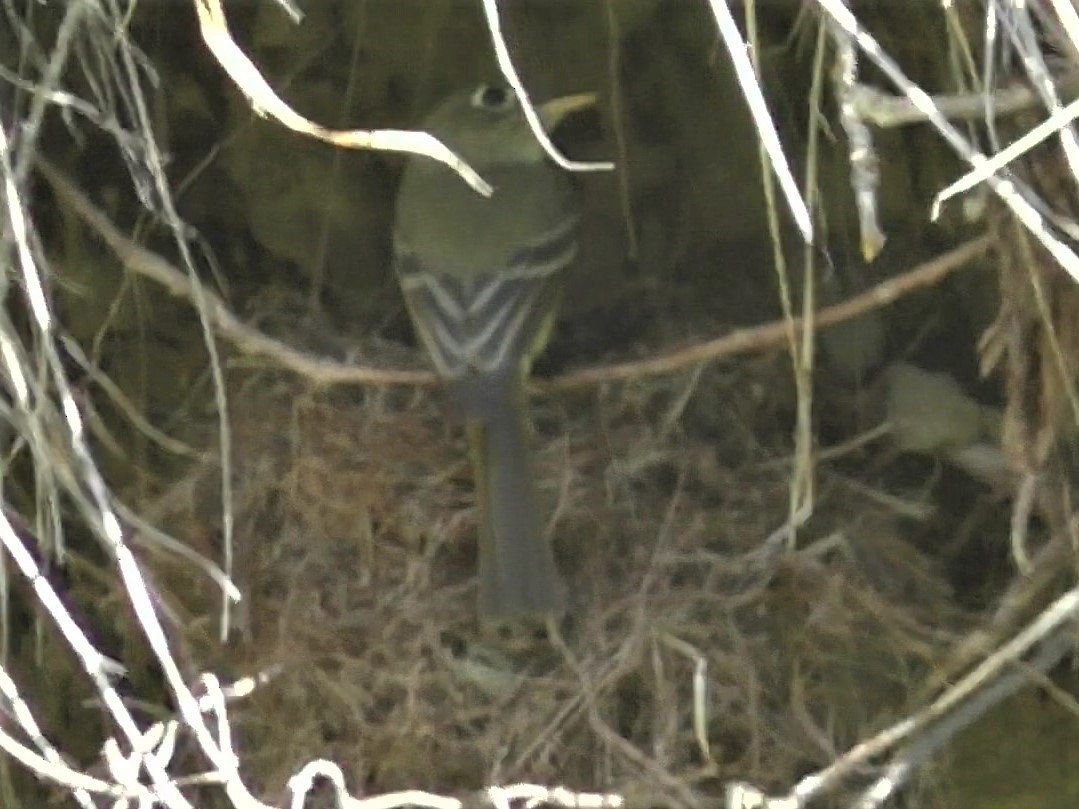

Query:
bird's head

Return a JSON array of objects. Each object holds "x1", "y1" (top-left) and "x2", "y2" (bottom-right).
[{"x1": 418, "y1": 83, "x2": 595, "y2": 168}]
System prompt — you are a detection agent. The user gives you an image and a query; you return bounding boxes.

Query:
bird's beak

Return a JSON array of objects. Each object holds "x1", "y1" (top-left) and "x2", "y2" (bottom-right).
[{"x1": 538, "y1": 93, "x2": 597, "y2": 130}]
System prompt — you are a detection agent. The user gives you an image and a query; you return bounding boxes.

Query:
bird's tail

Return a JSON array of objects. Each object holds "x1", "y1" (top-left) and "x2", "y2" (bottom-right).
[{"x1": 456, "y1": 371, "x2": 563, "y2": 620}]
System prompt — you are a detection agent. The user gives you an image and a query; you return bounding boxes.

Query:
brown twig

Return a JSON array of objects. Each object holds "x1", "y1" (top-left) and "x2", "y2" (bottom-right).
[
  {"x1": 38, "y1": 158, "x2": 435, "y2": 388},
  {"x1": 38, "y1": 159, "x2": 994, "y2": 395},
  {"x1": 541, "y1": 234, "x2": 995, "y2": 392},
  {"x1": 850, "y1": 70, "x2": 1079, "y2": 128}
]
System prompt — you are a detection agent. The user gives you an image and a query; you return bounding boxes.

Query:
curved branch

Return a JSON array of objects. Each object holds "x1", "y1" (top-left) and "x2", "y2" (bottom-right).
[{"x1": 39, "y1": 159, "x2": 994, "y2": 395}]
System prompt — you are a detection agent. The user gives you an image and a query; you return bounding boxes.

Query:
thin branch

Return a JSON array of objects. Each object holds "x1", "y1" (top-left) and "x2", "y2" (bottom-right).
[
  {"x1": 478, "y1": 0, "x2": 613, "y2": 174},
  {"x1": 851, "y1": 70, "x2": 1079, "y2": 127},
  {"x1": 37, "y1": 158, "x2": 436, "y2": 388},
  {"x1": 192, "y1": 0, "x2": 494, "y2": 195},
  {"x1": 39, "y1": 158, "x2": 995, "y2": 397},
  {"x1": 543, "y1": 234, "x2": 995, "y2": 391},
  {"x1": 707, "y1": 0, "x2": 813, "y2": 244},
  {"x1": 816, "y1": 0, "x2": 1079, "y2": 284}
]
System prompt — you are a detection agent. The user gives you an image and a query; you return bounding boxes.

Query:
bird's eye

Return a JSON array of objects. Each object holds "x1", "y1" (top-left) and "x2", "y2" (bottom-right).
[{"x1": 470, "y1": 84, "x2": 515, "y2": 112}]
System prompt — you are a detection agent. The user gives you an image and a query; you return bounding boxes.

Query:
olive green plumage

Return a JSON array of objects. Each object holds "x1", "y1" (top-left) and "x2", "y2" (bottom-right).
[{"x1": 393, "y1": 85, "x2": 587, "y2": 619}]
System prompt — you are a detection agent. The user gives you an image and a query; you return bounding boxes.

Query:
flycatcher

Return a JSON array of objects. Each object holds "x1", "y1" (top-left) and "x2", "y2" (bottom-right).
[{"x1": 393, "y1": 84, "x2": 590, "y2": 619}]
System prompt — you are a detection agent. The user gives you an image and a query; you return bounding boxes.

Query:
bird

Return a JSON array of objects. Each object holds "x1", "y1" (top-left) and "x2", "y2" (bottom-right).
[{"x1": 392, "y1": 83, "x2": 593, "y2": 620}]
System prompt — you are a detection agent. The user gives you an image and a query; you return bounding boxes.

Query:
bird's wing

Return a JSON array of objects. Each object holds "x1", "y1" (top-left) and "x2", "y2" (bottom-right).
[{"x1": 395, "y1": 211, "x2": 578, "y2": 378}]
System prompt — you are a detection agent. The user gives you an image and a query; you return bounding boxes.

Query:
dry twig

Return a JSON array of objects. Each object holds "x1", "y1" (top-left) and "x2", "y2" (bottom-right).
[{"x1": 38, "y1": 159, "x2": 994, "y2": 396}]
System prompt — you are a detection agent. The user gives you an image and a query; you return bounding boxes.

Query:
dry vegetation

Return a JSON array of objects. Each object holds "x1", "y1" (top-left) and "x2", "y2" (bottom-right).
[{"x1": 2, "y1": 2, "x2": 1079, "y2": 809}]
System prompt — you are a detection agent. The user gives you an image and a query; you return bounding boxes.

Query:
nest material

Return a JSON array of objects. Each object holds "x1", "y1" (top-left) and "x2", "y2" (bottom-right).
[
  {"x1": 10, "y1": 3, "x2": 1075, "y2": 806},
  {"x1": 123, "y1": 320, "x2": 970, "y2": 805}
]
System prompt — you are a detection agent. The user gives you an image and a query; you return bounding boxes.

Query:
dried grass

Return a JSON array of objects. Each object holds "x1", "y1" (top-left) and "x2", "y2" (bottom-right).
[{"x1": 119, "y1": 314, "x2": 970, "y2": 806}]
